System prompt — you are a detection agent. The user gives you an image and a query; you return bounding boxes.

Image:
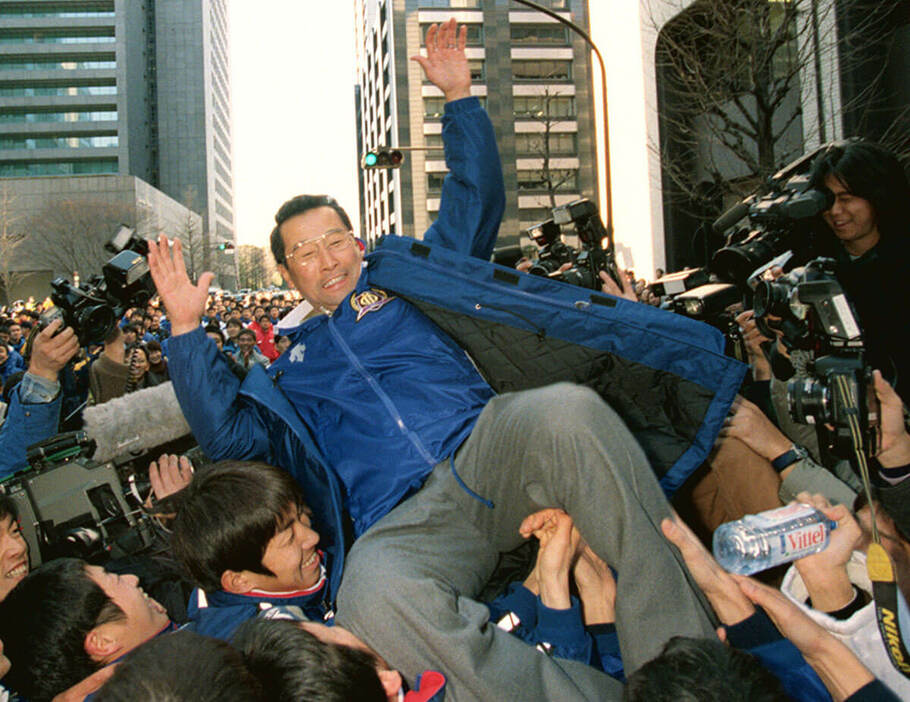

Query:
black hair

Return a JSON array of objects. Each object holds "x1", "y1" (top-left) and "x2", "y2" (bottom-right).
[
  {"x1": 0, "y1": 495, "x2": 18, "y2": 523},
  {"x1": 226, "y1": 318, "x2": 243, "y2": 329},
  {"x1": 169, "y1": 461, "x2": 308, "y2": 592},
  {"x1": 0, "y1": 558, "x2": 124, "y2": 702},
  {"x1": 236, "y1": 328, "x2": 256, "y2": 342},
  {"x1": 204, "y1": 324, "x2": 225, "y2": 343},
  {"x1": 622, "y1": 636, "x2": 787, "y2": 702},
  {"x1": 96, "y1": 630, "x2": 264, "y2": 702},
  {"x1": 2, "y1": 371, "x2": 25, "y2": 404},
  {"x1": 232, "y1": 618, "x2": 386, "y2": 702},
  {"x1": 146, "y1": 339, "x2": 162, "y2": 353},
  {"x1": 809, "y1": 140, "x2": 910, "y2": 243},
  {"x1": 269, "y1": 195, "x2": 354, "y2": 266}
]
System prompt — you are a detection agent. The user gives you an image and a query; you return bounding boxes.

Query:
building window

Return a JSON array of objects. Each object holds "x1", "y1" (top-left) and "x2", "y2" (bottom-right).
[
  {"x1": 0, "y1": 84, "x2": 116, "y2": 97},
  {"x1": 424, "y1": 133, "x2": 445, "y2": 157},
  {"x1": 513, "y1": 95, "x2": 575, "y2": 118},
  {"x1": 512, "y1": 59, "x2": 572, "y2": 81},
  {"x1": 510, "y1": 25, "x2": 568, "y2": 45},
  {"x1": 469, "y1": 59, "x2": 484, "y2": 82},
  {"x1": 0, "y1": 110, "x2": 117, "y2": 124},
  {"x1": 0, "y1": 30, "x2": 116, "y2": 44},
  {"x1": 0, "y1": 58, "x2": 116, "y2": 70},
  {"x1": 516, "y1": 169, "x2": 578, "y2": 191},
  {"x1": 0, "y1": 158, "x2": 118, "y2": 177},
  {"x1": 421, "y1": 23, "x2": 483, "y2": 46},
  {"x1": 0, "y1": 134, "x2": 118, "y2": 149},
  {"x1": 419, "y1": 0, "x2": 482, "y2": 7},
  {"x1": 515, "y1": 132, "x2": 576, "y2": 155},
  {"x1": 427, "y1": 172, "x2": 447, "y2": 192}
]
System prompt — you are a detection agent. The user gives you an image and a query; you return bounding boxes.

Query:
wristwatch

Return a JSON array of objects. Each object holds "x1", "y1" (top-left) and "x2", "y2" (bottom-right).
[{"x1": 771, "y1": 444, "x2": 810, "y2": 473}]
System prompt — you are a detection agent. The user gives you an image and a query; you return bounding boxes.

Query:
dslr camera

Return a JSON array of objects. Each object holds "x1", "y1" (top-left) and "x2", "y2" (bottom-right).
[
  {"x1": 752, "y1": 257, "x2": 880, "y2": 459},
  {"x1": 40, "y1": 225, "x2": 155, "y2": 345},
  {"x1": 524, "y1": 198, "x2": 623, "y2": 291}
]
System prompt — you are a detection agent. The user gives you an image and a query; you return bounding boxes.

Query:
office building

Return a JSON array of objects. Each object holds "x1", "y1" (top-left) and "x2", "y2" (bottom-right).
[
  {"x1": 354, "y1": 0, "x2": 598, "y2": 251},
  {"x1": 0, "y1": 0, "x2": 235, "y2": 295}
]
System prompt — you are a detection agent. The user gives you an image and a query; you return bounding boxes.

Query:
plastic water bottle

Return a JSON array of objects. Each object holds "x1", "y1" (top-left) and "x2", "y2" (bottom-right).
[{"x1": 713, "y1": 503, "x2": 837, "y2": 575}]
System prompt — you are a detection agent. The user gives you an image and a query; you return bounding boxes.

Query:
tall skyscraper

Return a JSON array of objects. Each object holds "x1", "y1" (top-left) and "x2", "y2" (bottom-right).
[
  {"x1": 0, "y1": 0, "x2": 234, "y2": 265},
  {"x1": 354, "y1": 0, "x2": 598, "y2": 250}
]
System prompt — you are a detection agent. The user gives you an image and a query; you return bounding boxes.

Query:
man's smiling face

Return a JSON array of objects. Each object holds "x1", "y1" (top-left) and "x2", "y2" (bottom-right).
[{"x1": 277, "y1": 206, "x2": 363, "y2": 313}]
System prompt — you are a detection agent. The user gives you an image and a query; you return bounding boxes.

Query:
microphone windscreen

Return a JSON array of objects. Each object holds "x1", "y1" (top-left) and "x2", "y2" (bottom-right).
[{"x1": 83, "y1": 381, "x2": 192, "y2": 463}]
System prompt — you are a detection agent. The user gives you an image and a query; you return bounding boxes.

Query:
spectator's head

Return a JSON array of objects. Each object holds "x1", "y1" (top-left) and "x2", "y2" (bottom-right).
[
  {"x1": 257, "y1": 314, "x2": 271, "y2": 331},
  {"x1": 809, "y1": 140, "x2": 910, "y2": 256},
  {"x1": 0, "y1": 344, "x2": 7, "y2": 366},
  {"x1": 170, "y1": 461, "x2": 322, "y2": 595},
  {"x1": 236, "y1": 328, "x2": 256, "y2": 355},
  {"x1": 232, "y1": 618, "x2": 396, "y2": 702},
  {"x1": 146, "y1": 340, "x2": 163, "y2": 366},
  {"x1": 95, "y1": 630, "x2": 263, "y2": 702},
  {"x1": 253, "y1": 306, "x2": 265, "y2": 319},
  {"x1": 275, "y1": 335, "x2": 291, "y2": 356},
  {"x1": 122, "y1": 324, "x2": 141, "y2": 347},
  {"x1": 622, "y1": 636, "x2": 787, "y2": 701},
  {"x1": 269, "y1": 306, "x2": 280, "y2": 320},
  {"x1": 0, "y1": 324, "x2": 9, "y2": 345},
  {"x1": 241, "y1": 307, "x2": 252, "y2": 321},
  {"x1": 0, "y1": 558, "x2": 169, "y2": 701},
  {"x1": 0, "y1": 497, "x2": 27, "y2": 601},
  {"x1": 128, "y1": 345, "x2": 150, "y2": 379},
  {"x1": 205, "y1": 325, "x2": 224, "y2": 350},
  {"x1": 225, "y1": 318, "x2": 243, "y2": 338},
  {"x1": 270, "y1": 195, "x2": 360, "y2": 313},
  {"x1": 7, "y1": 323, "x2": 21, "y2": 344}
]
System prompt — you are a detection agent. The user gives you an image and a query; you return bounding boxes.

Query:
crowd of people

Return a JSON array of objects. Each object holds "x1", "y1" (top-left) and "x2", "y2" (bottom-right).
[{"x1": 0, "y1": 18, "x2": 909, "y2": 702}]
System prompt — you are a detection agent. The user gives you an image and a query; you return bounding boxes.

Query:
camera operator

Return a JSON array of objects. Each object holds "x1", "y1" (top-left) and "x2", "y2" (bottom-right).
[
  {"x1": 807, "y1": 140, "x2": 910, "y2": 403},
  {"x1": 0, "y1": 319, "x2": 80, "y2": 479}
]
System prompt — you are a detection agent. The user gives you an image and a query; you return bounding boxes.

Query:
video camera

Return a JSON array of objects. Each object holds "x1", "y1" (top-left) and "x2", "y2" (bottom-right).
[
  {"x1": 0, "y1": 431, "x2": 156, "y2": 567},
  {"x1": 752, "y1": 257, "x2": 880, "y2": 459},
  {"x1": 40, "y1": 225, "x2": 155, "y2": 346},
  {"x1": 524, "y1": 198, "x2": 623, "y2": 291}
]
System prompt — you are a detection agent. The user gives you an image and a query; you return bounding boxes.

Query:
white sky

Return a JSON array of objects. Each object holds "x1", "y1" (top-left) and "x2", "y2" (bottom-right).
[{"x1": 229, "y1": 2, "x2": 359, "y2": 247}]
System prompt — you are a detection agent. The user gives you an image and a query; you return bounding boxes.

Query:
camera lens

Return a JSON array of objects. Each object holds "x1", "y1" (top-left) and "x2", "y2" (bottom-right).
[
  {"x1": 753, "y1": 281, "x2": 790, "y2": 319},
  {"x1": 788, "y1": 377, "x2": 830, "y2": 425},
  {"x1": 76, "y1": 304, "x2": 116, "y2": 345}
]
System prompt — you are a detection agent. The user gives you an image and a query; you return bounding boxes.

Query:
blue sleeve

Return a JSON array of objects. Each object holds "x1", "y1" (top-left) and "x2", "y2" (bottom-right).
[
  {"x1": 486, "y1": 582, "x2": 538, "y2": 632},
  {"x1": 589, "y1": 623, "x2": 624, "y2": 681},
  {"x1": 726, "y1": 608, "x2": 832, "y2": 702},
  {"x1": 167, "y1": 327, "x2": 271, "y2": 461},
  {"x1": 0, "y1": 383, "x2": 62, "y2": 479},
  {"x1": 422, "y1": 96, "x2": 505, "y2": 261},
  {"x1": 534, "y1": 596, "x2": 595, "y2": 666},
  {"x1": 844, "y1": 679, "x2": 902, "y2": 702}
]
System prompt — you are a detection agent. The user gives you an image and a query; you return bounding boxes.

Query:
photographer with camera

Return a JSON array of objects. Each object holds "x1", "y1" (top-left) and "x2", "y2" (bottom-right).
[
  {"x1": 806, "y1": 140, "x2": 910, "y2": 405},
  {"x1": 0, "y1": 319, "x2": 80, "y2": 480}
]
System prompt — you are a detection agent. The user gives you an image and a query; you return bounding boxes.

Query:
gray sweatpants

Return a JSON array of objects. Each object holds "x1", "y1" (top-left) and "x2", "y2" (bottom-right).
[{"x1": 336, "y1": 383, "x2": 716, "y2": 701}]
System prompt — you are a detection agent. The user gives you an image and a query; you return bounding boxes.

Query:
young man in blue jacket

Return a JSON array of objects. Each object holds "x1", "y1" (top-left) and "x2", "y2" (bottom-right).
[{"x1": 148, "y1": 19, "x2": 719, "y2": 701}]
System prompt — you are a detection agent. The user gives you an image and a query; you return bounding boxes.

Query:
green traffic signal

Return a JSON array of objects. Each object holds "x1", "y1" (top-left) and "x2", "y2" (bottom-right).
[
  {"x1": 362, "y1": 148, "x2": 403, "y2": 170},
  {"x1": 364, "y1": 152, "x2": 378, "y2": 167}
]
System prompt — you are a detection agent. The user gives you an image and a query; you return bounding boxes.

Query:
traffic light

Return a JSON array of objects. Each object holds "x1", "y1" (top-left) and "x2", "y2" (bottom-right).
[
  {"x1": 362, "y1": 147, "x2": 404, "y2": 170},
  {"x1": 217, "y1": 242, "x2": 235, "y2": 253}
]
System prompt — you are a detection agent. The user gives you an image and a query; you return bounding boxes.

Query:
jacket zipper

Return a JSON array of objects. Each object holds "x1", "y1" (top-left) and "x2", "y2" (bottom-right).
[{"x1": 327, "y1": 315, "x2": 437, "y2": 466}]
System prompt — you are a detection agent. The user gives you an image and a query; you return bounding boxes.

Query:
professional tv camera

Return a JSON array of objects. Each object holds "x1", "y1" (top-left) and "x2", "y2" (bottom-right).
[
  {"x1": 40, "y1": 225, "x2": 155, "y2": 345},
  {"x1": 752, "y1": 257, "x2": 880, "y2": 459},
  {"x1": 0, "y1": 431, "x2": 158, "y2": 567},
  {"x1": 524, "y1": 198, "x2": 623, "y2": 291}
]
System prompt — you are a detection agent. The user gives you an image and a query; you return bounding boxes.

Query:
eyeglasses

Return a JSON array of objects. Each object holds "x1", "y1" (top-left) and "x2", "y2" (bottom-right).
[{"x1": 284, "y1": 229, "x2": 355, "y2": 267}]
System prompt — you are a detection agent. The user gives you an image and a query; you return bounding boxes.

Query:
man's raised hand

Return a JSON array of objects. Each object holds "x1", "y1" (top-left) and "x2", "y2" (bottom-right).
[
  {"x1": 411, "y1": 18, "x2": 471, "y2": 103},
  {"x1": 146, "y1": 235, "x2": 212, "y2": 336}
]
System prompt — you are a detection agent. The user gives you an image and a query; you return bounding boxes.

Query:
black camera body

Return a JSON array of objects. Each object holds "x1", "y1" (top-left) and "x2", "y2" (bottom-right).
[
  {"x1": 524, "y1": 198, "x2": 622, "y2": 291},
  {"x1": 0, "y1": 431, "x2": 154, "y2": 567},
  {"x1": 40, "y1": 225, "x2": 155, "y2": 345},
  {"x1": 752, "y1": 257, "x2": 880, "y2": 458}
]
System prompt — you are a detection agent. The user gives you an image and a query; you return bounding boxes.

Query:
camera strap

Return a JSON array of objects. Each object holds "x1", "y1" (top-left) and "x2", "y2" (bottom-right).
[{"x1": 835, "y1": 375, "x2": 910, "y2": 678}]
